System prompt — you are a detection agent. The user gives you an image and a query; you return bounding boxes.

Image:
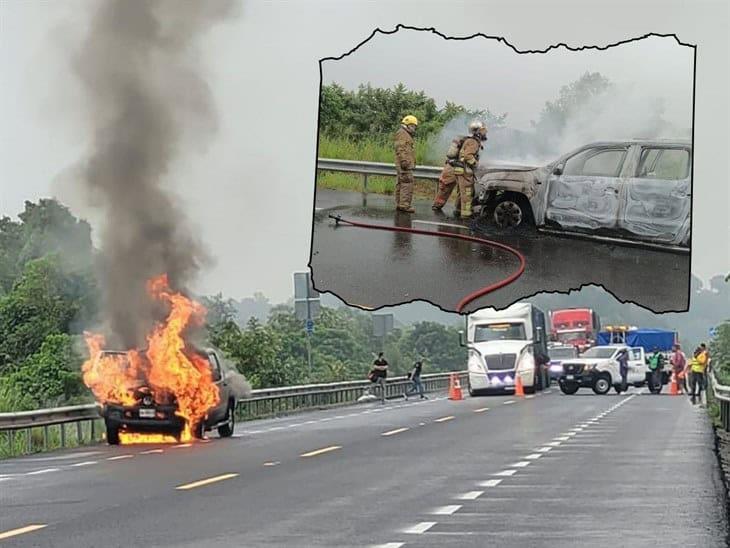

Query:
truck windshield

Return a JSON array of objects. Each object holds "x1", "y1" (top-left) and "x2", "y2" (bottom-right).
[
  {"x1": 580, "y1": 347, "x2": 618, "y2": 359},
  {"x1": 549, "y1": 347, "x2": 577, "y2": 360},
  {"x1": 474, "y1": 323, "x2": 526, "y2": 342}
]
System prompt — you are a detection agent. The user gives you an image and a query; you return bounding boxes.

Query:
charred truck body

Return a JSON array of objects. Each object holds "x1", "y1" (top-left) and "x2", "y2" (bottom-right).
[{"x1": 474, "y1": 139, "x2": 691, "y2": 251}]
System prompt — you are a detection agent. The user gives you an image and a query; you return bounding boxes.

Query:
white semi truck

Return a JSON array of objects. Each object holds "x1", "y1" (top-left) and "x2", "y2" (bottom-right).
[{"x1": 460, "y1": 302, "x2": 549, "y2": 396}]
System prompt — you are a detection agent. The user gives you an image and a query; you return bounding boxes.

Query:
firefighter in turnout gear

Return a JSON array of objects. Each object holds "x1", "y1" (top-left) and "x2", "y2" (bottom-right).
[
  {"x1": 432, "y1": 120, "x2": 487, "y2": 218},
  {"x1": 394, "y1": 115, "x2": 418, "y2": 213}
]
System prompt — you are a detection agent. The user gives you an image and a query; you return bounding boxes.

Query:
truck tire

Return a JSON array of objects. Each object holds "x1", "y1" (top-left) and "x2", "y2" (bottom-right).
[
  {"x1": 217, "y1": 401, "x2": 236, "y2": 438},
  {"x1": 592, "y1": 374, "x2": 611, "y2": 395},
  {"x1": 105, "y1": 422, "x2": 120, "y2": 446},
  {"x1": 559, "y1": 380, "x2": 579, "y2": 395}
]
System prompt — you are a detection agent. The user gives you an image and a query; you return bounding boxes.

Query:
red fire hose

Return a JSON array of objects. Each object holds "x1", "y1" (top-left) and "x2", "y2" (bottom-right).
[{"x1": 328, "y1": 214, "x2": 526, "y2": 313}]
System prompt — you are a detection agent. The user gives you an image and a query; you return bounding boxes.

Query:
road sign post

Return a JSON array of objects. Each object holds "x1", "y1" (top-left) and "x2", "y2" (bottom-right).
[
  {"x1": 373, "y1": 313, "x2": 394, "y2": 353},
  {"x1": 294, "y1": 272, "x2": 320, "y2": 373}
]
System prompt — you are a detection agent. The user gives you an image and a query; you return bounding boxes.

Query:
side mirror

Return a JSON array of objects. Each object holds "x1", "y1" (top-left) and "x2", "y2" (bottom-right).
[
  {"x1": 552, "y1": 166, "x2": 563, "y2": 176},
  {"x1": 458, "y1": 330, "x2": 466, "y2": 348}
]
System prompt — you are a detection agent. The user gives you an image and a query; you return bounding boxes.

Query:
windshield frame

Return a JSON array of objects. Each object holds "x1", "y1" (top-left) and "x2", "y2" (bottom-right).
[{"x1": 473, "y1": 322, "x2": 528, "y2": 343}]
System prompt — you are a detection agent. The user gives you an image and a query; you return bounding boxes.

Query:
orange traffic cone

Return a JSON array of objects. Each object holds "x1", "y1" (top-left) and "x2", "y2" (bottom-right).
[
  {"x1": 669, "y1": 373, "x2": 678, "y2": 396},
  {"x1": 514, "y1": 374, "x2": 525, "y2": 397},
  {"x1": 448, "y1": 373, "x2": 463, "y2": 401}
]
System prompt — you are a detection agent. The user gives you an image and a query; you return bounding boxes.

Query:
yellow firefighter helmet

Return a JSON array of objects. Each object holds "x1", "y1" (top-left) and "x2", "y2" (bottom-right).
[{"x1": 401, "y1": 115, "x2": 419, "y2": 126}]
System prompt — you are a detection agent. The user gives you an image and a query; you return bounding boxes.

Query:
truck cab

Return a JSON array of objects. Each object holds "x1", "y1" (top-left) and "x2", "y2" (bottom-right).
[{"x1": 462, "y1": 302, "x2": 548, "y2": 396}]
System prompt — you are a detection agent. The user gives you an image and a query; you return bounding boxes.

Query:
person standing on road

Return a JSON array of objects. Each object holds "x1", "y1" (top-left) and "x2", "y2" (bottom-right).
[
  {"x1": 432, "y1": 120, "x2": 487, "y2": 219},
  {"x1": 670, "y1": 344, "x2": 687, "y2": 394},
  {"x1": 646, "y1": 347, "x2": 665, "y2": 392},
  {"x1": 616, "y1": 347, "x2": 630, "y2": 393},
  {"x1": 394, "y1": 115, "x2": 418, "y2": 213},
  {"x1": 687, "y1": 346, "x2": 709, "y2": 405},
  {"x1": 368, "y1": 352, "x2": 389, "y2": 404},
  {"x1": 404, "y1": 360, "x2": 428, "y2": 400}
]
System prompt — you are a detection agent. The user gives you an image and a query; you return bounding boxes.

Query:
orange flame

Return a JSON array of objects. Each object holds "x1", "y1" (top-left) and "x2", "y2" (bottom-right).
[{"x1": 82, "y1": 274, "x2": 220, "y2": 444}]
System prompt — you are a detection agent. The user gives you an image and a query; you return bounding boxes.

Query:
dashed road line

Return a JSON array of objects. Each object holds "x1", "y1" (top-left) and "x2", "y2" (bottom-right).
[
  {"x1": 503, "y1": 400, "x2": 515, "y2": 405},
  {"x1": 455, "y1": 490, "x2": 483, "y2": 500},
  {"x1": 403, "y1": 522, "x2": 437, "y2": 534},
  {"x1": 382, "y1": 427, "x2": 410, "y2": 437},
  {"x1": 477, "y1": 479, "x2": 502, "y2": 487},
  {"x1": 107, "y1": 454, "x2": 133, "y2": 461},
  {"x1": 70, "y1": 460, "x2": 97, "y2": 467},
  {"x1": 139, "y1": 449, "x2": 164, "y2": 455},
  {"x1": 263, "y1": 461, "x2": 280, "y2": 467},
  {"x1": 371, "y1": 543, "x2": 405, "y2": 548},
  {"x1": 536, "y1": 447, "x2": 553, "y2": 453},
  {"x1": 176, "y1": 473, "x2": 238, "y2": 491},
  {"x1": 26, "y1": 468, "x2": 60, "y2": 475},
  {"x1": 493, "y1": 469, "x2": 517, "y2": 476},
  {"x1": 432, "y1": 505, "x2": 461, "y2": 515},
  {"x1": 510, "y1": 461, "x2": 530, "y2": 468},
  {"x1": 524, "y1": 453, "x2": 543, "y2": 460},
  {"x1": 473, "y1": 407, "x2": 489, "y2": 413},
  {"x1": 434, "y1": 416, "x2": 455, "y2": 423},
  {"x1": 173, "y1": 443, "x2": 192, "y2": 448},
  {"x1": 0, "y1": 524, "x2": 47, "y2": 541},
  {"x1": 525, "y1": 395, "x2": 535, "y2": 399},
  {"x1": 300, "y1": 445, "x2": 342, "y2": 458}
]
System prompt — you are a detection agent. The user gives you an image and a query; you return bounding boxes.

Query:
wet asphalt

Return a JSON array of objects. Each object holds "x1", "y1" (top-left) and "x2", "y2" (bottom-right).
[{"x1": 310, "y1": 189, "x2": 690, "y2": 314}]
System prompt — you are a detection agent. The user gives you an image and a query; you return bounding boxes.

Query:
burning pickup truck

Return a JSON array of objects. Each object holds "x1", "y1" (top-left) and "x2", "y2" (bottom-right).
[
  {"x1": 474, "y1": 139, "x2": 691, "y2": 251},
  {"x1": 91, "y1": 348, "x2": 242, "y2": 445}
]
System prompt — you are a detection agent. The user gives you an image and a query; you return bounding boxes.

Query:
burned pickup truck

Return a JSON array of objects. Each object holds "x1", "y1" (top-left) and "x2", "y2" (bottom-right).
[{"x1": 474, "y1": 139, "x2": 691, "y2": 251}]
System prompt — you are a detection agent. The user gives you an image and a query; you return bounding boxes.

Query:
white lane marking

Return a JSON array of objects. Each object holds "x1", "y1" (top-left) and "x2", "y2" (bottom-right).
[
  {"x1": 268, "y1": 426, "x2": 285, "y2": 431},
  {"x1": 455, "y1": 491, "x2": 483, "y2": 500},
  {"x1": 544, "y1": 390, "x2": 552, "y2": 394},
  {"x1": 536, "y1": 447, "x2": 553, "y2": 453},
  {"x1": 263, "y1": 461, "x2": 280, "y2": 467},
  {"x1": 70, "y1": 461, "x2": 97, "y2": 467},
  {"x1": 503, "y1": 400, "x2": 515, "y2": 405},
  {"x1": 382, "y1": 427, "x2": 410, "y2": 437},
  {"x1": 510, "y1": 461, "x2": 530, "y2": 468},
  {"x1": 564, "y1": 432, "x2": 577, "y2": 437},
  {"x1": 371, "y1": 544, "x2": 405, "y2": 548},
  {"x1": 403, "y1": 522, "x2": 437, "y2": 534},
  {"x1": 478, "y1": 479, "x2": 502, "y2": 487},
  {"x1": 524, "y1": 453, "x2": 543, "y2": 460},
  {"x1": 525, "y1": 395, "x2": 535, "y2": 399},
  {"x1": 173, "y1": 443, "x2": 192, "y2": 448},
  {"x1": 493, "y1": 469, "x2": 517, "y2": 476},
  {"x1": 554, "y1": 436, "x2": 570, "y2": 441},
  {"x1": 300, "y1": 445, "x2": 341, "y2": 458},
  {"x1": 570, "y1": 427, "x2": 584, "y2": 432},
  {"x1": 580, "y1": 423, "x2": 589, "y2": 427},
  {"x1": 434, "y1": 416, "x2": 455, "y2": 423},
  {"x1": 432, "y1": 505, "x2": 461, "y2": 515},
  {"x1": 547, "y1": 441, "x2": 562, "y2": 446},
  {"x1": 26, "y1": 468, "x2": 60, "y2": 475},
  {"x1": 107, "y1": 454, "x2": 134, "y2": 461},
  {"x1": 473, "y1": 407, "x2": 489, "y2": 413},
  {"x1": 0, "y1": 524, "x2": 48, "y2": 541},
  {"x1": 140, "y1": 449, "x2": 164, "y2": 455}
]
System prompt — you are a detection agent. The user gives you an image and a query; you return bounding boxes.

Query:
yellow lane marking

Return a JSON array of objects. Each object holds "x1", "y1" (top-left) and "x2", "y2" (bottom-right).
[
  {"x1": 382, "y1": 427, "x2": 410, "y2": 437},
  {"x1": 176, "y1": 473, "x2": 238, "y2": 490},
  {"x1": 0, "y1": 524, "x2": 47, "y2": 541},
  {"x1": 473, "y1": 407, "x2": 489, "y2": 413},
  {"x1": 300, "y1": 445, "x2": 342, "y2": 458},
  {"x1": 434, "y1": 416, "x2": 455, "y2": 423}
]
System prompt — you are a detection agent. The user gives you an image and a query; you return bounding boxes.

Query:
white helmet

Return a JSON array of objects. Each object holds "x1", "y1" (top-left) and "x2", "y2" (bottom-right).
[{"x1": 468, "y1": 119, "x2": 488, "y2": 140}]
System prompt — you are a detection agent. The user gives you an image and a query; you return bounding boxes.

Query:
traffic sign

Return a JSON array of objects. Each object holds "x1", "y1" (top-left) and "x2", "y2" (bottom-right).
[{"x1": 306, "y1": 319, "x2": 314, "y2": 334}]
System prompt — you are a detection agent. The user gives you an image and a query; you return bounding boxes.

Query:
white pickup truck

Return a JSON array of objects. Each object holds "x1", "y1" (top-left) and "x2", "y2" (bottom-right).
[{"x1": 557, "y1": 345, "x2": 670, "y2": 395}]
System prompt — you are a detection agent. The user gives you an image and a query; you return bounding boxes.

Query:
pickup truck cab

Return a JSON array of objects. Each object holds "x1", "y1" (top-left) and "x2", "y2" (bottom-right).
[
  {"x1": 99, "y1": 348, "x2": 238, "y2": 444},
  {"x1": 558, "y1": 345, "x2": 649, "y2": 395}
]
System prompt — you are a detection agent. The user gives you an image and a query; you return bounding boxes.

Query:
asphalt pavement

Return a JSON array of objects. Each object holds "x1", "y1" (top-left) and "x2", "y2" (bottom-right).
[
  {"x1": 1, "y1": 385, "x2": 725, "y2": 547},
  {"x1": 310, "y1": 189, "x2": 690, "y2": 314}
]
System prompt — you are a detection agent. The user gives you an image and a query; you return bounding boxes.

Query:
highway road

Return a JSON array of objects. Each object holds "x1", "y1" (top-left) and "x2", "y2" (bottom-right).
[
  {"x1": 310, "y1": 189, "x2": 690, "y2": 314},
  {"x1": 1, "y1": 388, "x2": 726, "y2": 547}
]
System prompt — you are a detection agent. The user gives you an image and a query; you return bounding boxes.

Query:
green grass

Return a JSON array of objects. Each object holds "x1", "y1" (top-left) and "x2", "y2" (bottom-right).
[{"x1": 318, "y1": 134, "x2": 442, "y2": 166}]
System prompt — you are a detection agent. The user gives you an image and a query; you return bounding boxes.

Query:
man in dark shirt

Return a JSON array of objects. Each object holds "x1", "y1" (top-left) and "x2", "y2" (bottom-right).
[
  {"x1": 404, "y1": 360, "x2": 427, "y2": 400},
  {"x1": 369, "y1": 352, "x2": 389, "y2": 403}
]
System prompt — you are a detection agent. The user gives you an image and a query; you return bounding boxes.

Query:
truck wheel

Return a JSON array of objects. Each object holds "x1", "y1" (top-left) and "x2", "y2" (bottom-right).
[
  {"x1": 559, "y1": 380, "x2": 579, "y2": 395},
  {"x1": 492, "y1": 196, "x2": 525, "y2": 228},
  {"x1": 192, "y1": 420, "x2": 206, "y2": 440},
  {"x1": 217, "y1": 401, "x2": 236, "y2": 438},
  {"x1": 592, "y1": 374, "x2": 611, "y2": 395},
  {"x1": 105, "y1": 422, "x2": 120, "y2": 446}
]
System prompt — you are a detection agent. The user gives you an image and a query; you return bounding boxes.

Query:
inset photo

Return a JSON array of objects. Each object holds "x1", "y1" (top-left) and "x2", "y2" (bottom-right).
[{"x1": 311, "y1": 28, "x2": 694, "y2": 314}]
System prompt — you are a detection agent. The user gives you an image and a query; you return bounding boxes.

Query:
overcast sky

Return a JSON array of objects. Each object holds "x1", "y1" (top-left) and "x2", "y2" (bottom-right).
[{"x1": 1, "y1": 0, "x2": 728, "y2": 304}]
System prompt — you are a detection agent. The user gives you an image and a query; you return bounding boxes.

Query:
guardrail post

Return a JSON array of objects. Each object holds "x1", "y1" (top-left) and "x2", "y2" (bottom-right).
[
  {"x1": 90, "y1": 419, "x2": 96, "y2": 441},
  {"x1": 60, "y1": 423, "x2": 66, "y2": 448},
  {"x1": 9, "y1": 429, "x2": 15, "y2": 457},
  {"x1": 26, "y1": 427, "x2": 32, "y2": 454}
]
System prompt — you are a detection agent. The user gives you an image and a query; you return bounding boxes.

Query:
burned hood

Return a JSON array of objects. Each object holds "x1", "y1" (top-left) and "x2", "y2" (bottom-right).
[{"x1": 475, "y1": 162, "x2": 541, "y2": 179}]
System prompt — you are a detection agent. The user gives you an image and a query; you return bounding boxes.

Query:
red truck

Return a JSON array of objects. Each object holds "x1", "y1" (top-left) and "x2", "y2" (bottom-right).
[{"x1": 549, "y1": 308, "x2": 601, "y2": 352}]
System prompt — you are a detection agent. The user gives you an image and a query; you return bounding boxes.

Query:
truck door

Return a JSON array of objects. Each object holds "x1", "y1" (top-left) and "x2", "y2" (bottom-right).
[
  {"x1": 207, "y1": 352, "x2": 228, "y2": 421},
  {"x1": 546, "y1": 146, "x2": 629, "y2": 231},
  {"x1": 619, "y1": 145, "x2": 691, "y2": 245},
  {"x1": 627, "y1": 347, "x2": 645, "y2": 383}
]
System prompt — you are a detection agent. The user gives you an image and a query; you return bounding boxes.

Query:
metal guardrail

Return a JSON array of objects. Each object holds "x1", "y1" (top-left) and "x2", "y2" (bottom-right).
[
  {"x1": 316, "y1": 158, "x2": 442, "y2": 181},
  {"x1": 710, "y1": 369, "x2": 730, "y2": 431},
  {"x1": 0, "y1": 371, "x2": 466, "y2": 458}
]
